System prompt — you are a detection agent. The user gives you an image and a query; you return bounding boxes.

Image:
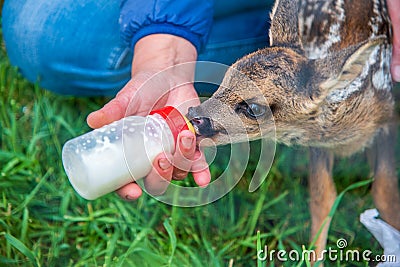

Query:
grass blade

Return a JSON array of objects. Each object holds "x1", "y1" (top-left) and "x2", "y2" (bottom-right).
[
  {"x1": 12, "y1": 168, "x2": 53, "y2": 214},
  {"x1": 257, "y1": 230, "x2": 266, "y2": 267},
  {"x1": 163, "y1": 218, "x2": 177, "y2": 267},
  {"x1": 309, "y1": 179, "x2": 374, "y2": 250},
  {"x1": 296, "y1": 178, "x2": 374, "y2": 267},
  {"x1": 1, "y1": 232, "x2": 40, "y2": 267}
]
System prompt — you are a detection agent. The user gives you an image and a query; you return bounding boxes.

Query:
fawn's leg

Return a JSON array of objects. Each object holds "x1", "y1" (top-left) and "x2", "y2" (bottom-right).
[
  {"x1": 309, "y1": 147, "x2": 336, "y2": 260},
  {"x1": 368, "y1": 126, "x2": 400, "y2": 229}
]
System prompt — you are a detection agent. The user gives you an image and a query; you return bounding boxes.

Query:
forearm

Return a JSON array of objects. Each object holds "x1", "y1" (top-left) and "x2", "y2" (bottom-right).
[
  {"x1": 122, "y1": 33, "x2": 199, "y2": 109},
  {"x1": 132, "y1": 34, "x2": 197, "y2": 74}
]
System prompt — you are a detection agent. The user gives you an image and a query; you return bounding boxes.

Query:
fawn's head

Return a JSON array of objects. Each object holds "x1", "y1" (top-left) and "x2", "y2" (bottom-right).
[{"x1": 188, "y1": 0, "x2": 387, "y2": 146}]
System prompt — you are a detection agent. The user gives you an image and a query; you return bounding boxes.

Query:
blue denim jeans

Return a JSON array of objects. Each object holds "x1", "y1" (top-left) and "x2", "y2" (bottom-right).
[{"x1": 2, "y1": 0, "x2": 270, "y2": 96}]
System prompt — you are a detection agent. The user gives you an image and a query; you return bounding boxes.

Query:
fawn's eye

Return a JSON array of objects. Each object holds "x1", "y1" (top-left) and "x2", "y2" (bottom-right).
[
  {"x1": 235, "y1": 101, "x2": 269, "y2": 120},
  {"x1": 246, "y1": 103, "x2": 266, "y2": 119}
]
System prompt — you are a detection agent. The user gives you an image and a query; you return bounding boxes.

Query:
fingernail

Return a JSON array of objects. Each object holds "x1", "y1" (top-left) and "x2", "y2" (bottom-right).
[
  {"x1": 158, "y1": 158, "x2": 171, "y2": 170},
  {"x1": 181, "y1": 136, "x2": 194, "y2": 149},
  {"x1": 393, "y1": 65, "x2": 400, "y2": 82},
  {"x1": 125, "y1": 194, "x2": 135, "y2": 201}
]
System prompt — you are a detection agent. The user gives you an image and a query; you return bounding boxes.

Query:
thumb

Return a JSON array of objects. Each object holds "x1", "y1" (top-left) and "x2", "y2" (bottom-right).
[
  {"x1": 86, "y1": 80, "x2": 143, "y2": 129},
  {"x1": 87, "y1": 94, "x2": 137, "y2": 129}
]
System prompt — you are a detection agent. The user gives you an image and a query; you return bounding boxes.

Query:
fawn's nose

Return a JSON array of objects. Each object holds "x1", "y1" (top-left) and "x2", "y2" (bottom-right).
[{"x1": 187, "y1": 107, "x2": 216, "y2": 137}]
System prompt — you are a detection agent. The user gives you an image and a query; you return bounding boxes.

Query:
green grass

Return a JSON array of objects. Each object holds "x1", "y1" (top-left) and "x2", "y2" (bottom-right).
[{"x1": 1, "y1": 33, "x2": 399, "y2": 266}]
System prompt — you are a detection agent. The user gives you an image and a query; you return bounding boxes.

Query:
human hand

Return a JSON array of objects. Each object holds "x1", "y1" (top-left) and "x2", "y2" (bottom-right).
[
  {"x1": 87, "y1": 34, "x2": 211, "y2": 200},
  {"x1": 387, "y1": 0, "x2": 400, "y2": 81}
]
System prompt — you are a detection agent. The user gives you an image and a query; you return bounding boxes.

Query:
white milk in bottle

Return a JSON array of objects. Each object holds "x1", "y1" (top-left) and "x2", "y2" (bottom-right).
[{"x1": 62, "y1": 106, "x2": 194, "y2": 200}]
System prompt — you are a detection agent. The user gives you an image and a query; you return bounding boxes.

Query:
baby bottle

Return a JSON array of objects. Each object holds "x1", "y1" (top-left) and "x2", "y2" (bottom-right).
[{"x1": 62, "y1": 106, "x2": 194, "y2": 200}]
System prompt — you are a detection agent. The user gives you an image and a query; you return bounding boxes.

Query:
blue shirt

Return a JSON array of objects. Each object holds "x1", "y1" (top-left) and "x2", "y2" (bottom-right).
[
  {"x1": 2, "y1": 0, "x2": 273, "y2": 96},
  {"x1": 120, "y1": 0, "x2": 273, "y2": 52}
]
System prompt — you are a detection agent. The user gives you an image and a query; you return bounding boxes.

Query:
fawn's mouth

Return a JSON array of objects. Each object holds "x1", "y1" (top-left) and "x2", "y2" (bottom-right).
[
  {"x1": 189, "y1": 116, "x2": 220, "y2": 138},
  {"x1": 189, "y1": 119, "x2": 230, "y2": 146}
]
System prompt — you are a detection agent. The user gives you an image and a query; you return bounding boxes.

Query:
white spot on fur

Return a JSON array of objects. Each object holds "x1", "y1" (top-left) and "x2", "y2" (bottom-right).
[
  {"x1": 372, "y1": 47, "x2": 392, "y2": 90},
  {"x1": 327, "y1": 46, "x2": 380, "y2": 103},
  {"x1": 304, "y1": 15, "x2": 315, "y2": 38},
  {"x1": 308, "y1": 0, "x2": 345, "y2": 59},
  {"x1": 321, "y1": 1, "x2": 331, "y2": 12},
  {"x1": 369, "y1": 0, "x2": 383, "y2": 37}
]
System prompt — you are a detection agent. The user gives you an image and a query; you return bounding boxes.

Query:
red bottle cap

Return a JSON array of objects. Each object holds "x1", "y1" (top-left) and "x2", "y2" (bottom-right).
[{"x1": 150, "y1": 106, "x2": 195, "y2": 142}]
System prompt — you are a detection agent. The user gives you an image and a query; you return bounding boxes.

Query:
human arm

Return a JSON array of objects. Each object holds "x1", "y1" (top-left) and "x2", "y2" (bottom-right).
[
  {"x1": 87, "y1": 34, "x2": 211, "y2": 200},
  {"x1": 86, "y1": 0, "x2": 214, "y2": 199}
]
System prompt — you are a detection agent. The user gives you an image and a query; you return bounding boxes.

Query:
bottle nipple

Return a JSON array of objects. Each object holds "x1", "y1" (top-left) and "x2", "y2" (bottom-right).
[{"x1": 150, "y1": 106, "x2": 195, "y2": 141}]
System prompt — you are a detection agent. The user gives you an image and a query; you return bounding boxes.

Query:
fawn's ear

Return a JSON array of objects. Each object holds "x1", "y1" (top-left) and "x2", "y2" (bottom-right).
[
  {"x1": 317, "y1": 37, "x2": 386, "y2": 95},
  {"x1": 269, "y1": 0, "x2": 301, "y2": 48}
]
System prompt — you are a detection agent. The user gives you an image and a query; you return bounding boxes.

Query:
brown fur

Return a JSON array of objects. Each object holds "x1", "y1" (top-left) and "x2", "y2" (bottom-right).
[{"x1": 188, "y1": 0, "x2": 400, "y2": 262}]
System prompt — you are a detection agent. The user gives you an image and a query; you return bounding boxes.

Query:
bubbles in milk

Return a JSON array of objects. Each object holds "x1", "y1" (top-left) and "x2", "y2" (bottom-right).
[{"x1": 62, "y1": 114, "x2": 175, "y2": 199}]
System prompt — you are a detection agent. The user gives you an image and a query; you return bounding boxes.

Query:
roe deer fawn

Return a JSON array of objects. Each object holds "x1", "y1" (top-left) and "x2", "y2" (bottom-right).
[{"x1": 188, "y1": 0, "x2": 400, "y2": 259}]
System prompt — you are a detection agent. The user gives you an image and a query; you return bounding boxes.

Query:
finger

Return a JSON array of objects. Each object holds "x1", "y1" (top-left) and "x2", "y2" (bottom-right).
[
  {"x1": 116, "y1": 182, "x2": 143, "y2": 201},
  {"x1": 86, "y1": 73, "x2": 171, "y2": 129},
  {"x1": 144, "y1": 153, "x2": 173, "y2": 196},
  {"x1": 387, "y1": 0, "x2": 400, "y2": 81},
  {"x1": 86, "y1": 76, "x2": 151, "y2": 129},
  {"x1": 87, "y1": 95, "x2": 133, "y2": 129},
  {"x1": 172, "y1": 130, "x2": 196, "y2": 180},
  {"x1": 191, "y1": 150, "x2": 211, "y2": 187}
]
